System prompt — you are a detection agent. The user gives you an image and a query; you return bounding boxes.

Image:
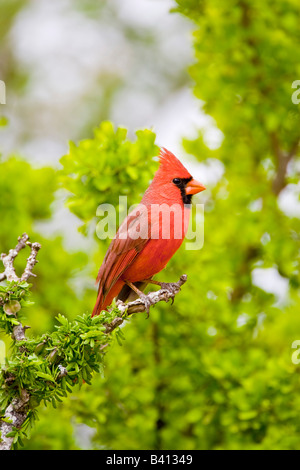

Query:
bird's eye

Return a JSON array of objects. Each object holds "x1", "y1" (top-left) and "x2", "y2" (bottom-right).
[{"x1": 173, "y1": 178, "x2": 181, "y2": 185}]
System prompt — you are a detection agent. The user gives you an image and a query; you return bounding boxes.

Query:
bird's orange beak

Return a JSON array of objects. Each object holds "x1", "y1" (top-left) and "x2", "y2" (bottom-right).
[{"x1": 185, "y1": 178, "x2": 206, "y2": 195}]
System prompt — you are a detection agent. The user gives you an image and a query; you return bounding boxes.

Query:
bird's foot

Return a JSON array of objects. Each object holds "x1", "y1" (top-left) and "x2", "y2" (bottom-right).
[
  {"x1": 138, "y1": 292, "x2": 155, "y2": 318},
  {"x1": 140, "y1": 279, "x2": 181, "y2": 306},
  {"x1": 157, "y1": 282, "x2": 179, "y2": 304},
  {"x1": 159, "y1": 282, "x2": 177, "y2": 293}
]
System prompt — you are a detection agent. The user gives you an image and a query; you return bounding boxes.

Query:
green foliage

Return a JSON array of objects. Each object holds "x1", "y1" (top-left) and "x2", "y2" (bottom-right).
[
  {"x1": 175, "y1": 0, "x2": 300, "y2": 164},
  {"x1": 0, "y1": 158, "x2": 56, "y2": 249},
  {"x1": 0, "y1": 156, "x2": 91, "y2": 333},
  {"x1": 60, "y1": 121, "x2": 159, "y2": 234},
  {"x1": 0, "y1": 309, "x2": 116, "y2": 411},
  {"x1": 0, "y1": 0, "x2": 26, "y2": 41},
  {"x1": 0, "y1": 281, "x2": 32, "y2": 335}
]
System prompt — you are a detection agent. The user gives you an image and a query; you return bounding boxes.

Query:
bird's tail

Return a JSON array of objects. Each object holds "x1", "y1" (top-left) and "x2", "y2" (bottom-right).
[
  {"x1": 92, "y1": 288, "x2": 104, "y2": 317},
  {"x1": 92, "y1": 280, "x2": 125, "y2": 316}
]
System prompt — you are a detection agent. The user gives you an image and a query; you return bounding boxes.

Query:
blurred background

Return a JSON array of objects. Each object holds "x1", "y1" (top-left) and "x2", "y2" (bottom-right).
[{"x1": 1, "y1": 0, "x2": 300, "y2": 450}]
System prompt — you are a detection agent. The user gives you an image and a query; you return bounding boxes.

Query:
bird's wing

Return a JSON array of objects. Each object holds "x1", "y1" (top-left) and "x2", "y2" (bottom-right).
[{"x1": 95, "y1": 205, "x2": 150, "y2": 310}]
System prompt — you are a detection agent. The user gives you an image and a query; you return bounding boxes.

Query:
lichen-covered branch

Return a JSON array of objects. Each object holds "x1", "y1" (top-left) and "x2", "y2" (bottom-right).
[{"x1": 0, "y1": 390, "x2": 30, "y2": 451}]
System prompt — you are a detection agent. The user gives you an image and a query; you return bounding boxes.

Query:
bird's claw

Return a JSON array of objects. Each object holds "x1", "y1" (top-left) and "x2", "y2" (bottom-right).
[
  {"x1": 159, "y1": 282, "x2": 175, "y2": 292},
  {"x1": 139, "y1": 293, "x2": 154, "y2": 318},
  {"x1": 159, "y1": 282, "x2": 178, "y2": 303}
]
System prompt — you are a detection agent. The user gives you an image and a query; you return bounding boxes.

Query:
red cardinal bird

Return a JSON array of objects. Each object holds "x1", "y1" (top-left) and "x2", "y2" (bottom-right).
[{"x1": 92, "y1": 148, "x2": 205, "y2": 316}]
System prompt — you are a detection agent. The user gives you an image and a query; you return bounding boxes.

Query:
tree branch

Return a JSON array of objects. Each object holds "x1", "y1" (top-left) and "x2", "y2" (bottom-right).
[{"x1": 271, "y1": 134, "x2": 300, "y2": 196}]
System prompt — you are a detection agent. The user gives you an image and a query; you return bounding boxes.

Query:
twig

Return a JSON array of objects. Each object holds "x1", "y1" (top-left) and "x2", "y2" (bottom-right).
[
  {"x1": 21, "y1": 241, "x2": 41, "y2": 282},
  {"x1": 0, "y1": 233, "x2": 41, "y2": 283}
]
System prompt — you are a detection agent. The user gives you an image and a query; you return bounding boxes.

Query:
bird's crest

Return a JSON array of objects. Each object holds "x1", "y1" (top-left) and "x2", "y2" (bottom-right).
[{"x1": 158, "y1": 148, "x2": 192, "y2": 179}]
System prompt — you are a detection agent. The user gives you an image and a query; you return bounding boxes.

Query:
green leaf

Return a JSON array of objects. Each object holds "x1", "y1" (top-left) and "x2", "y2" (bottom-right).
[{"x1": 36, "y1": 371, "x2": 55, "y2": 382}]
